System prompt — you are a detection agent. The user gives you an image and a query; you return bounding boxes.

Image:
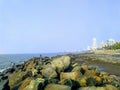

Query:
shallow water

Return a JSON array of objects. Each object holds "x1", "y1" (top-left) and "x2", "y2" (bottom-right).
[{"x1": 75, "y1": 58, "x2": 120, "y2": 77}]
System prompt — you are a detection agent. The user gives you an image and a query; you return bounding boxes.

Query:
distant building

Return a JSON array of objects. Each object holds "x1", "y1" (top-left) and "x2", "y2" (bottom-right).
[
  {"x1": 87, "y1": 46, "x2": 91, "y2": 50},
  {"x1": 99, "y1": 41, "x2": 106, "y2": 49},
  {"x1": 107, "y1": 38, "x2": 115, "y2": 46},
  {"x1": 91, "y1": 38, "x2": 97, "y2": 50},
  {"x1": 86, "y1": 38, "x2": 116, "y2": 51}
]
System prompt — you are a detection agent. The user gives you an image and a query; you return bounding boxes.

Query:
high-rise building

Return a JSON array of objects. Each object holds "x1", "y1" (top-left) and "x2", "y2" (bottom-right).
[
  {"x1": 107, "y1": 38, "x2": 115, "y2": 46},
  {"x1": 92, "y1": 38, "x2": 97, "y2": 50}
]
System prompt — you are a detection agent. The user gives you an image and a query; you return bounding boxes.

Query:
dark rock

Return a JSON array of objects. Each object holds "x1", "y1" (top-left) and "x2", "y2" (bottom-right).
[
  {"x1": 0, "y1": 79, "x2": 10, "y2": 90},
  {"x1": 86, "y1": 77, "x2": 97, "y2": 86}
]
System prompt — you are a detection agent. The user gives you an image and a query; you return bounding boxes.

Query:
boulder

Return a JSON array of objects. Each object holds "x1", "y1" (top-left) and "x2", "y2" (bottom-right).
[
  {"x1": 31, "y1": 68, "x2": 38, "y2": 76},
  {"x1": 77, "y1": 86, "x2": 106, "y2": 90},
  {"x1": 105, "y1": 84, "x2": 119, "y2": 90},
  {"x1": 81, "y1": 65, "x2": 88, "y2": 71},
  {"x1": 22, "y1": 78, "x2": 45, "y2": 90},
  {"x1": 72, "y1": 65, "x2": 81, "y2": 72},
  {"x1": 77, "y1": 77, "x2": 87, "y2": 87},
  {"x1": 44, "y1": 84, "x2": 71, "y2": 90},
  {"x1": 23, "y1": 58, "x2": 36, "y2": 71},
  {"x1": 0, "y1": 79, "x2": 10, "y2": 90},
  {"x1": 86, "y1": 77, "x2": 97, "y2": 86},
  {"x1": 60, "y1": 71, "x2": 82, "y2": 81},
  {"x1": 41, "y1": 66, "x2": 57, "y2": 78},
  {"x1": 51, "y1": 56, "x2": 71, "y2": 73},
  {"x1": 8, "y1": 70, "x2": 27, "y2": 89},
  {"x1": 93, "y1": 76, "x2": 102, "y2": 86},
  {"x1": 18, "y1": 77, "x2": 33, "y2": 90},
  {"x1": 84, "y1": 70, "x2": 99, "y2": 77}
]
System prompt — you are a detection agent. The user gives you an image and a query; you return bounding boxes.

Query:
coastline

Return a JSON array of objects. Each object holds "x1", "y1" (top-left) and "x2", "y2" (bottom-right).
[{"x1": 0, "y1": 53, "x2": 120, "y2": 90}]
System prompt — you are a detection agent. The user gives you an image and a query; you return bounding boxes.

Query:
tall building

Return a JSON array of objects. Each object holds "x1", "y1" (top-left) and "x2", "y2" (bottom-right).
[{"x1": 92, "y1": 38, "x2": 97, "y2": 50}]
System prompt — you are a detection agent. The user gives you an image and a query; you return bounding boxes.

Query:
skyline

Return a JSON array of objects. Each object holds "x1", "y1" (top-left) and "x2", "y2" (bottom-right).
[{"x1": 0, "y1": 0, "x2": 120, "y2": 54}]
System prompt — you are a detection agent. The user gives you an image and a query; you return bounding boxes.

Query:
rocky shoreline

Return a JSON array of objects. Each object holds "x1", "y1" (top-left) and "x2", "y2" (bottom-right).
[{"x1": 0, "y1": 54, "x2": 120, "y2": 90}]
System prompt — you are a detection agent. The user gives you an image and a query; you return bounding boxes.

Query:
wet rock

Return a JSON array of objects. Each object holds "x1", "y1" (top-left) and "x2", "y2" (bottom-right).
[
  {"x1": 44, "y1": 84, "x2": 71, "y2": 90},
  {"x1": 51, "y1": 56, "x2": 71, "y2": 73}
]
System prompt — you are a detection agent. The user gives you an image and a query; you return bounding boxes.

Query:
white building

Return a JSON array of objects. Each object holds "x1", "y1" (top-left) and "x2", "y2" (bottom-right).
[
  {"x1": 86, "y1": 38, "x2": 116, "y2": 51},
  {"x1": 91, "y1": 38, "x2": 97, "y2": 50},
  {"x1": 99, "y1": 41, "x2": 106, "y2": 48},
  {"x1": 107, "y1": 38, "x2": 115, "y2": 46}
]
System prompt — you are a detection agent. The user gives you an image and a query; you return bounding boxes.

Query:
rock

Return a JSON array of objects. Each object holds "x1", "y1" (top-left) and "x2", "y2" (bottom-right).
[
  {"x1": 93, "y1": 76, "x2": 103, "y2": 86},
  {"x1": 22, "y1": 78, "x2": 45, "y2": 90},
  {"x1": 77, "y1": 86, "x2": 106, "y2": 90},
  {"x1": 80, "y1": 65, "x2": 89, "y2": 75},
  {"x1": 84, "y1": 70, "x2": 99, "y2": 77},
  {"x1": 0, "y1": 79, "x2": 10, "y2": 90},
  {"x1": 18, "y1": 77, "x2": 32, "y2": 90},
  {"x1": 72, "y1": 65, "x2": 81, "y2": 72},
  {"x1": 51, "y1": 56, "x2": 71, "y2": 73},
  {"x1": 8, "y1": 70, "x2": 27, "y2": 89},
  {"x1": 44, "y1": 84, "x2": 71, "y2": 90},
  {"x1": 88, "y1": 66, "x2": 98, "y2": 70},
  {"x1": 99, "y1": 71, "x2": 109, "y2": 77},
  {"x1": 86, "y1": 77, "x2": 97, "y2": 86},
  {"x1": 23, "y1": 59, "x2": 36, "y2": 71},
  {"x1": 31, "y1": 68, "x2": 38, "y2": 76},
  {"x1": 41, "y1": 66, "x2": 57, "y2": 78},
  {"x1": 105, "y1": 84, "x2": 119, "y2": 90},
  {"x1": 81, "y1": 65, "x2": 88, "y2": 71},
  {"x1": 77, "y1": 77, "x2": 87, "y2": 87},
  {"x1": 46, "y1": 78, "x2": 59, "y2": 84},
  {"x1": 60, "y1": 79, "x2": 80, "y2": 89},
  {"x1": 60, "y1": 71, "x2": 82, "y2": 81},
  {"x1": 36, "y1": 74, "x2": 43, "y2": 78},
  {"x1": 72, "y1": 63, "x2": 79, "y2": 67}
]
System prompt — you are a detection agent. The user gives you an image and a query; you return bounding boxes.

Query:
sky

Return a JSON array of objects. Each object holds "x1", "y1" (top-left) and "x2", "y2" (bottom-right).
[{"x1": 0, "y1": 0, "x2": 120, "y2": 54}]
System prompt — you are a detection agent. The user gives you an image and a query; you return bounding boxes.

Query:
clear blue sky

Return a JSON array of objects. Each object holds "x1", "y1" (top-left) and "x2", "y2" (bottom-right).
[{"x1": 0, "y1": 0, "x2": 120, "y2": 54}]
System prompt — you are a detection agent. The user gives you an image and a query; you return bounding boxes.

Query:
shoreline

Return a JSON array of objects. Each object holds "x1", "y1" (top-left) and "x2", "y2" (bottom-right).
[{"x1": 0, "y1": 53, "x2": 120, "y2": 90}]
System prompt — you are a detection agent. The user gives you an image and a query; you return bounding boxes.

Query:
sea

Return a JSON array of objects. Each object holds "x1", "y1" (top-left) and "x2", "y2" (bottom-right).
[{"x1": 0, "y1": 52, "x2": 70, "y2": 72}]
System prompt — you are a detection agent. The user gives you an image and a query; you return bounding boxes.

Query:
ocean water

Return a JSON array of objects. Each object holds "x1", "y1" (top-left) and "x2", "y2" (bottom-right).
[{"x1": 0, "y1": 53, "x2": 67, "y2": 72}]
